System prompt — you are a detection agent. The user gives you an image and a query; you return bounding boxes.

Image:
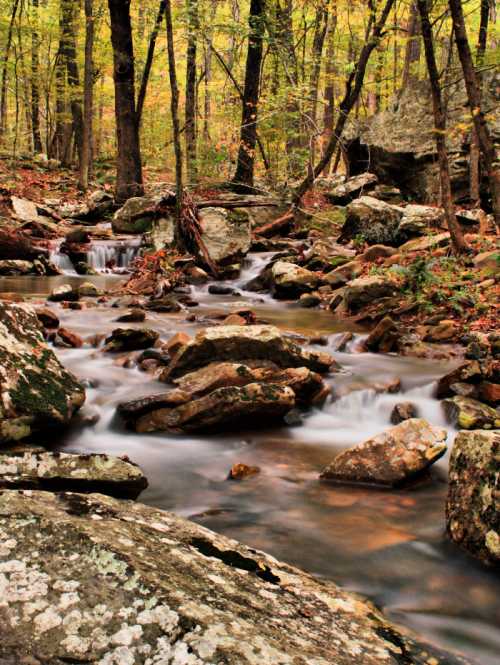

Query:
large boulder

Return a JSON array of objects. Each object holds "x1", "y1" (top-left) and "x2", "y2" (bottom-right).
[
  {"x1": 339, "y1": 196, "x2": 403, "y2": 246},
  {"x1": 134, "y1": 382, "x2": 295, "y2": 433},
  {"x1": 343, "y1": 276, "x2": 399, "y2": 313},
  {"x1": 396, "y1": 204, "x2": 445, "y2": 240},
  {"x1": 442, "y1": 396, "x2": 500, "y2": 430},
  {"x1": 112, "y1": 193, "x2": 175, "y2": 234},
  {"x1": 345, "y1": 74, "x2": 500, "y2": 203},
  {"x1": 271, "y1": 260, "x2": 321, "y2": 298},
  {"x1": 197, "y1": 207, "x2": 251, "y2": 266},
  {"x1": 0, "y1": 489, "x2": 473, "y2": 663},
  {"x1": 0, "y1": 304, "x2": 85, "y2": 443},
  {"x1": 320, "y1": 419, "x2": 447, "y2": 487},
  {"x1": 447, "y1": 430, "x2": 500, "y2": 566},
  {"x1": 161, "y1": 325, "x2": 335, "y2": 379},
  {"x1": 0, "y1": 452, "x2": 147, "y2": 499}
]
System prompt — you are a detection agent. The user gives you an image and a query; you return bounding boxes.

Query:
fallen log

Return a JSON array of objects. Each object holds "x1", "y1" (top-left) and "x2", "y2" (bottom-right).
[{"x1": 253, "y1": 209, "x2": 295, "y2": 237}]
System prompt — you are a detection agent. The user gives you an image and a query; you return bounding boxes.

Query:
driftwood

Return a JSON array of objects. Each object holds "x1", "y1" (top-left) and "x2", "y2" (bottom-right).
[{"x1": 253, "y1": 209, "x2": 294, "y2": 237}]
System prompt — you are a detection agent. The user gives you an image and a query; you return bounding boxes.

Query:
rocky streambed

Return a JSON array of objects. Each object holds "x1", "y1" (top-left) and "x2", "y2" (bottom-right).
[{"x1": 0, "y1": 261, "x2": 499, "y2": 665}]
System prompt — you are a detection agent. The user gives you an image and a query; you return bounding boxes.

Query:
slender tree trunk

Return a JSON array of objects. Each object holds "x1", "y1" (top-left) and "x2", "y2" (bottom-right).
[
  {"x1": 107, "y1": 0, "x2": 144, "y2": 202},
  {"x1": 0, "y1": 0, "x2": 20, "y2": 143},
  {"x1": 61, "y1": 0, "x2": 83, "y2": 166},
  {"x1": 321, "y1": 1, "x2": 337, "y2": 174},
  {"x1": 232, "y1": 0, "x2": 265, "y2": 189},
  {"x1": 400, "y1": 0, "x2": 420, "y2": 92},
  {"x1": 136, "y1": 0, "x2": 167, "y2": 127},
  {"x1": 185, "y1": 0, "x2": 199, "y2": 183},
  {"x1": 448, "y1": 0, "x2": 499, "y2": 225},
  {"x1": 469, "y1": 0, "x2": 489, "y2": 207},
  {"x1": 31, "y1": 0, "x2": 43, "y2": 153},
  {"x1": 203, "y1": 35, "x2": 212, "y2": 140},
  {"x1": 307, "y1": 3, "x2": 329, "y2": 174},
  {"x1": 165, "y1": 0, "x2": 184, "y2": 239},
  {"x1": 293, "y1": 0, "x2": 395, "y2": 205},
  {"x1": 416, "y1": 0, "x2": 469, "y2": 254},
  {"x1": 79, "y1": 0, "x2": 94, "y2": 190}
]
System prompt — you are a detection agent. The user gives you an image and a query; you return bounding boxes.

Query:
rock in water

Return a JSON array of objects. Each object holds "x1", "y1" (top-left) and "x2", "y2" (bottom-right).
[
  {"x1": 447, "y1": 430, "x2": 500, "y2": 566},
  {"x1": 443, "y1": 396, "x2": 500, "y2": 430},
  {"x1": 0, "y1": 303, "x2": 85, "y2": 443},
  {"x1": 320, "y1": 419, "x2": 447, "y2": 487},
  {"x1": 161, "y1": 325, "x2": 335, "y2": 379},
  {"x1": 0, "y1": 452, "x2": 147, "y2": 499},
  {"x1": 0, "y1": 490, "x2": 472, "y2": 663},
  {"x1": 135, "y1": 383, "x2": 295, "y2": 433},
  {"x1": 104, "y1": 328, "x2": 160, "y2": 352},
  {"x1": 198, "y1": 207, "x2": 251, "y2": 266},
  {"x1": 271, "y1": 261, "x2": 321, "y2": 298}
]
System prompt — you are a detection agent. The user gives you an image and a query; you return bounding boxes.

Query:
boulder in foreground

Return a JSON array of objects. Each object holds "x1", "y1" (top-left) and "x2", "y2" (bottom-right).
[
  {"x1": 447, "y1": 430, "x2": 499, "y2": 566},
  {"x1": 0, "y1": 452, "x2": 147, "y2": 499},
  {"x1": 0, "y1": 303, "x2": 85, "y2": 443},
  {"x1": 0, "y1": 490, "x2": 471, "y2": 664},
  {"x1": 320, "y1": 418, "x2": 447, "y2": 487},
  {"x1": 161, "y1": 325, "x2": 336, "y2": 379}
]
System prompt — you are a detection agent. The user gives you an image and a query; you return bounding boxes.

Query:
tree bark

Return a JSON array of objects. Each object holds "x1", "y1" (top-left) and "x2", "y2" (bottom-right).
[
  {"x1": 136, "y1": 0, "x2": 167, "y2": 127},
  {"x1": 61, "y1": 0, "x2": 84, "y2": 166},
  {"x1": 307, "y1": 3, "x2": 329, "y2": 174},
  {"x1": 0, "y1": 0, "x2": 20, "y2": 143},
  {"x1": 31, "y1": 0, "x2": 43, "y2": 153},
  {"x1": 185, "y1": 0, "x2": 199, "y2": 183},
  {"x1": 400, "y1": 0, "x2": 421, "y2": 92},
  {"x1": 293, "y1": 0, "x2": 395, "y2": 205},
  {"x1": 469, "y1": 0, "x2": 489, "y2": 207},
  {"x1": 165, "y1": 0, "x2": 184, "y2": 241},
  {"x1": 107, "y1": 0, "x2": 144, "y2": 202},
  {"x1": 232, "y1": 0, "x2": 265, "y2": 189},
  {"x1": 448, "y1": 0, "x2": 499, "y2": 225},
  {"x1": 321, "y1": 1, "x2": 337, "y2": 174},
  {"x1": 79, "y1": 0, "x2": 95, "y2": 190},
  {"x1": 416, "y1": 0, "x2": 469, "y2": 254}
]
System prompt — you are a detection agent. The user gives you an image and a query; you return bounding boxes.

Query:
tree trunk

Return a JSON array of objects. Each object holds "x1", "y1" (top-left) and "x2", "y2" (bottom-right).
[
  {"x1": 232, "y1": 0, "x2": 265, "y2": 189},
  {"x1": 469, "y1": 0, "x2": 489, "y2": 207},
  {"x1": 61, "y1": 0, "x2": 84, "y2": 166},
  {"x1": 203, "y1": 35, "x2": 212, "y2": 141},
  {"x1": 293, "y1": 0, "x2": 395, "y2": 205},
  {"x1": 185, "y1": 0, "x2": 199, "y2": 183},
  {"x1": 400, "y1": 1, "x2": 420, "y2": 92},
  {"x1": 136, "y1": 0, "x2": 167, "y2": 127},
  {"x1": 307, "y1": 4, "x2": 329, "y2": 175},
  {"x1": 448, "y1": 0, "x2": 499, "y2": 225},
  {"x1": 165, "y1": 0, "x2": 184, "y2": 240},
  {"x1": 79, "y1": 0, "x2": 95, "y2": 190},
  {"x1": 107, "y1": 0, "x2": 144, "y2": 202},
  {"x1": 416, "y1": 0, "x2": 469, "y2": 254},
  {"x1": 321, "y1": 2, "x2": 337, "y2": 174},
  {"x1": 0, "y1": 0, "x2": 20, "y2": 143},
  {"x1": 31, "y1": 0, "x2": 43, "y2": 153}
]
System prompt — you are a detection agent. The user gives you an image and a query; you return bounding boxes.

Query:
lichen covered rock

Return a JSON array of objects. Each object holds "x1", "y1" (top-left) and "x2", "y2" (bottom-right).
[
  {"x1": 443, "y1": 396, "x2": 500, "y2": 430},
  {"x1": 320, "y1": 419, "x2": 447, "y2": 487},
  {"x1": 339, "y1": 196, "x2": 403, "y2": 246},
  {"x1": 446, "y1": 430, "x2": 500, "y2": 566},
  {"x1": 161, "y1": 325, "x2": 335, "y2": 379},
  {"x1": 0, "y1": 303, "x2": 85, "y2": 443},
  {"x1": 271, "y1": 260, "x2": 321, "y2": 298},
  {"x1": 198, "y1": 207, "x2": 251, "y2": 266},
  {"x1": 0, "y1": 490, "x2": 472, "y2": 663},
  {"x1": 0, "y1": 452, "x2": 147, "y2": 499}
]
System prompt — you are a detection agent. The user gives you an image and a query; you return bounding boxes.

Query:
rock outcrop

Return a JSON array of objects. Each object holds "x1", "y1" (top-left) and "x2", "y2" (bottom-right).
[
  {"x1": 0, "y1": 489, "x2": 472, "y2": 663},
  {"x1": 0, "y1": 452, "x2": 147, "y2": 499},
  {"x1": 198, "y1": 207, "x2": 251, "y2": 266},
  {"x1": 112, "y1": 193, "x2": 175, "y2": 234},
  {"x1": 320, "y1": 419, "x2": 447, "y2": 487},
  {"x1": 0, "y1": 303, "x2": 85, "y2": 443},
  {"x1": 447, "y1": 430, "x2": 499, "y2": 566}
]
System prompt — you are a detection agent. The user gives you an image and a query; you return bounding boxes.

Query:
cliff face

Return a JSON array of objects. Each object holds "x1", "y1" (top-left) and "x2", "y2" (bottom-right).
[{"x1": 345, "y1": 73, "x2": 500, "y2": 204}]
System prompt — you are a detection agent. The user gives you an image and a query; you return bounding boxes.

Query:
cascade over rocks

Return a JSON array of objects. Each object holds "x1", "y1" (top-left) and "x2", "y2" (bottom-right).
[
  {"x1": 0, "y1": 452, "x2": 147, "y2": 499},
  {"x1": 0, "y1": 303, "x2": 85, "y2": 442},
  {"x1": 320, "y1": 419, "x2": 447, "y2": 487},
  {"x1": 447, "y1": 430, "x2": 500, "y2": 566},
  {"x1": 0, "y1": 490, "x2": 472, "y2": 664}
]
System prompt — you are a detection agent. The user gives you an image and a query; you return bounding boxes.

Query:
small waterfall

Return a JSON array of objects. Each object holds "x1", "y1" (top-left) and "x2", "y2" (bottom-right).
[{"x1": 49, "y1": 239, "x2": 141, "y2": 274}]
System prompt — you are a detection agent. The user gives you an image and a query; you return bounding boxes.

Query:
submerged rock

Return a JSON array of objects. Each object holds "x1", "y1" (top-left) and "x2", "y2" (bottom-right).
[
  {"x1": 443, "y1": 396, "x2": 500, "y2": 430},
  {"x1": 0, "y1": 452, "x2": 147, "y2": 499},
  {"x1": 104, "y1": 327, "x2": 160, "y2": 352},
  {"x1": 320, "y1": 419, "x2": 447, "y2": 487},
  {"x1": 228, "y1": 462, "x2": 261, "y2": 480},
  {"x1": 0, "y1": 490, "x2": 471, "y2": 664},
  {"x1": 390, "y1": 402, "x2": 418, "y2": 424},
  {"x1": 161, "y1": 325, "x2": 336, "y2": 379},
  {"x1": 447, "y1": 430, "x2": 500, "y2": 566},
  {"x1": 0, "y1": 303, "x2": 85, "y2": 443}
]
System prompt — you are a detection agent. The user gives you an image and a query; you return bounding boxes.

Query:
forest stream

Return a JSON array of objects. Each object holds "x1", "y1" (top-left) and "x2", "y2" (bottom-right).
[{"x1": 2, "y1": 250, "x2": 499, "y2": 665}]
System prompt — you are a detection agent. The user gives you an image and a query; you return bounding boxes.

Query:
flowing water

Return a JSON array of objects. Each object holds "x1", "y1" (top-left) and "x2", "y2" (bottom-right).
[
  {"x1": 49, "y1": 238, "x2": 142, "y2": 273},
  {"x1": 1, "y1": 253, "x2": 499, "y2": 665}
]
